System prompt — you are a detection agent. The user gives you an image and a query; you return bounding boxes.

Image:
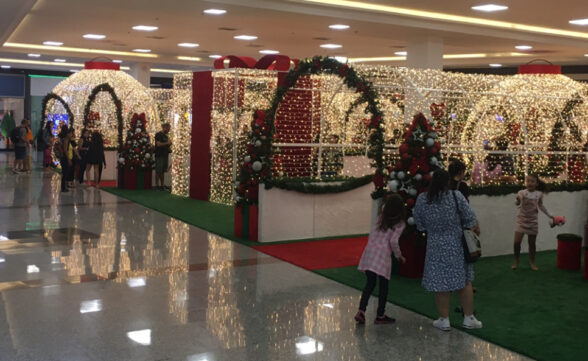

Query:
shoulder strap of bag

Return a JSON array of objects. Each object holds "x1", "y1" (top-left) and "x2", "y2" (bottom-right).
[{"x1": 451, "y1": 190, "x2": 464, "y2": 230}]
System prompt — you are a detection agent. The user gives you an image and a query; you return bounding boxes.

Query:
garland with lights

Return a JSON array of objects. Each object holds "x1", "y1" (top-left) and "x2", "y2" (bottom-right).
[
  {"x1": 41, "y1": 93, "x2": 74, "y2": 129},
  {"x1": 546, "y1": 96, "x2": 584, "y2": 177},
  {"x1": 265, "y1": 175, "x2": 372, "y2": 194},
  {"x1": 83, "y1": 83, "x2": 124, "y2": 150},
  {"x1": 235, "y1": 56, "x2": 386, "y2": 205},
  {"x1": 117, "y1": 113, "x2": 155, "y2": 170},
  {"x1": 388, "y1": 112, "x2": 444, "y2": 228}
]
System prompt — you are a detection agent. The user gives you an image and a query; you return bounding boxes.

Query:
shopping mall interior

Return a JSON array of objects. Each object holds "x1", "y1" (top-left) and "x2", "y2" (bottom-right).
[{"x1": 0, "y1": 1, "x2": 587, "y2": 360}]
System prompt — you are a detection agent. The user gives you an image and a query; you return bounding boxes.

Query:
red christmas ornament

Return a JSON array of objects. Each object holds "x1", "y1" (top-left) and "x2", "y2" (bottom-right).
[
  {"x1": 399, "y1": 144, "x2": 409, "y2": 154},
  {"x1": 339, "y1": 64, "x2": 349, "y2": 77},
  {"x1": 373, "y1": 173, "x2": 385, "y2": 188},
  {"x1": 406, "y1": 198, "x2": 415, "y2": 208}
]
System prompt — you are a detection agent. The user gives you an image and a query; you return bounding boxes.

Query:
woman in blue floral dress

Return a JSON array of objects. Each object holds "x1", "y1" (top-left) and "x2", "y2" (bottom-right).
[{"x1": 413, "y1": 170, "x2": 483, "y2": 331}]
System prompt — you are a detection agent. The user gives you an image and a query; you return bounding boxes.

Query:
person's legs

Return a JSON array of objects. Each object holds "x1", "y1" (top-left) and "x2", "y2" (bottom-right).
[
  {"x1": 512, "y1": 232, "x2": 524, "y2": 269},
  {"x1": 376, "y1": 276, "x2": 389, "y2": 317},
  {"x1": 78, "y1": 160, "x2": 87, "y2": 184},
  {"x1": 457, "y1": 282, "x2": 474, "y2": 316},
  {"x1": 60, "y1": 159, "x2": 68, "y2": 191},
  {"x1": 528, "y1": 234, "x2": 538, "y2": 271},
  {"x1": 359, "y1": 271, "x2": 377, "y2": 312},
  {"x1": 434, "y1": 292, "x2": 451, "y2": 318},
  {"x1": 93, "y1": 166, "x2": 100, "y2": 188}
]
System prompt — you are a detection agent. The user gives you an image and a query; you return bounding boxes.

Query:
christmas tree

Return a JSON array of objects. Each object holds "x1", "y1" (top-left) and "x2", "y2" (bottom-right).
[
  {"x1": 388, "y1": 113, "x2": 444, "y2": 227},
  {"x1": 118, "y1": 113, "x2": 155, "y2": 169}
]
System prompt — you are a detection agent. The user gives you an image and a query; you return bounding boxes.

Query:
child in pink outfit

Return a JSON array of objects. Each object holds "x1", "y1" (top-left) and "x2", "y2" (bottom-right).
[
  {"x1": 355, "y1": 194, "x2": 406, "y2": 325},
  {"x1": 512, "y1": 174, "x2": 554, "y2": 271}
]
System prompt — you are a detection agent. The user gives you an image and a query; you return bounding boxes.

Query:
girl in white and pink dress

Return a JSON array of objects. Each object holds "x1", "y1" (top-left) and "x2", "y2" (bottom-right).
[
  {"x1": 355, "y1": 194, "x2": 406, "y2": 325},
  {"x1": 512, "y1": 174, "x2": 554, "y2": 271}
]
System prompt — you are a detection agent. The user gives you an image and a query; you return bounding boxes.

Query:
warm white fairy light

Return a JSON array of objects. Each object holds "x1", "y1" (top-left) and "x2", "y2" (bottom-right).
[
  {"x1": 171, "y1": 72, "x2": 193, "y2": 196},
  {"x1": 48, "y1": 68, "x2": 153, "y2": 148}
]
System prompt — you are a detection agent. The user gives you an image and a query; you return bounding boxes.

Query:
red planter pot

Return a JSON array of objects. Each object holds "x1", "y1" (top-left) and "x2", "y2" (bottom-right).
[
  {"x1": 234, "y1": 204, "x2": 259, "y2": 241},
  {"x1": 556, "y1": 234, "x2": 582, "y2": 271},
  {"x1": 118, "y1": 168, "x2": 152, "y2": 190},
  {"x1": 397, "y1": 233, "x2": 426, "y2": 278}
]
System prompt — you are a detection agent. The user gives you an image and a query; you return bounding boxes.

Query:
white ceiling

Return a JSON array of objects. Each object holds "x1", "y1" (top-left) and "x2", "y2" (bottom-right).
[{"x1": 1, "y1": 0, "x2": 587, "y2": 74}]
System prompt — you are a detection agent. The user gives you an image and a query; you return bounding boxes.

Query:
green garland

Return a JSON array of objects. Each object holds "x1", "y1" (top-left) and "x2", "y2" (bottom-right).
[
  {"x1": 83, "y1": 83, "x2": 124, "y2": 150},
  {"x1": 235, "y1": 56, "x2": 385, "y2": 205},
  {"x1": 265, "y1": 175, "x2": 372, "y2": 194},
  {"x1": 41, "y1": 93, "x2": 74, "y2": 129}
]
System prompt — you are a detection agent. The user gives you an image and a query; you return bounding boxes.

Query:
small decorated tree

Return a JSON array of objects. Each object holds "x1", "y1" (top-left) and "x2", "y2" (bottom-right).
[
  {"x1": 119, "y1": 113, "x2": 155, "y2": 169},
  {"x1": 388, "y1": 112, "x2": 444, "y2": 278}
]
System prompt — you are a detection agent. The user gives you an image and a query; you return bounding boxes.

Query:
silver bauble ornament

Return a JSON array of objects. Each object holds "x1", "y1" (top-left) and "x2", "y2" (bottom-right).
[
  {"x1": 407, "y1": 217, "x2": 415, "y2": 226},
  {"x1": 252, "y1": 161, "x2": 263, "y2": 172},
  {"x1": 425, "y1": 138, "x2": 435, "y2": 147}
]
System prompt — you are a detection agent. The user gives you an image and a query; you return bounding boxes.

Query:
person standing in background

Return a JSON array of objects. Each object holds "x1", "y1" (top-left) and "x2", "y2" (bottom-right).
[
  {"x1": 42, "y1": 121, "x2": 54, "y2": 171},
  {"x1": 58, "y1": 126, "x2": 73, "y2": 192},
  {"x1": 77, "y1": 129, "x2": 91, "y2": 185},
  {"x1": 86, "y1": 131, "x2": 106, "y2": 188},
  {"x1": 154, "y1": 123, "x2": 172, "y2": 191},
  {"x1": 24, "y1": 119, "x2": 33, "y2": 173},
  {"x1": 11, "y1": 119, "x2": 27, "y2": 173}
]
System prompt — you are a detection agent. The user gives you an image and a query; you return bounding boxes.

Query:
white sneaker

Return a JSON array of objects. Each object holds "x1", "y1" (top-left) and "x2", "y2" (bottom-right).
[
  {"x1": 463, "y1": 315, "x2": 483, "y2": 329},
  {"x1": 433, "y1": 317, "x2": 451, "y2": 331}
]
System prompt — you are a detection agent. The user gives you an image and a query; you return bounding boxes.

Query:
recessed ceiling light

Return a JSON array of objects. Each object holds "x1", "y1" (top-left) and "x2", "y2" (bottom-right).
[
  {"x1": 133, "y1": 49, "x2": 152, "y2": 53},
  {"x1": 489, "y1": 63, "x2": 502, "y2": 67},
  {"x1": 203, "y1": 9, "x2": 227, "y2": 15},
  {"x1": 515, "y1": 45, "x2": 533, "y2": 50},
  {"x1": 259, "y1": 49, "x2": 279, "y2": 54},
  {"x1": 1, "y1": 65, "x2": 11, "y2": 69},
  {"x1": 70, "y1": 69, "x2": 79, "y2": 72},
  {"x1": 83, "y1": 34, "x2": 106, "y2": 40},
  {"x1": 329, "y1": 24, "x2": 350, "y2": 30},
  {"x1": 569, "y1": 18, "x2": 588, "y2": 25},
  {"x1": 113, "y1": 59, "x2": 122, "y2": 63},
  {"x1": 27, "y1": 53, "x2": 40, "y2": 58},
  {"x1": 394, "y1": 51, "x2": 407, "y2": 56},
  {"x1": 4, "y1": 42, "x2": 157, "y2": 58},
  {"x1": 178, "y1": 42, "x2": 199, "y2": 48},
  {"x1": 320, "y1": 43, "x2": 342, "y2": 49},
  {"x1": 43, "y1": 41, "x2": 63, "y2": 46},
  {"x1": 471, "y1": 4, "x2": 508, "y2": 12},
  {"x1": 177, "y1": 56, "x2": 202, "y2": 61},
  {"x1": 234, "y1": 35, "x2": 258, "y2": 41},
  {"x1": 132, "y1": 25, "x2": 158, "y2": 32},
  {"x1": 584, "y1": 54, "x2": 588, "y2": 57},
  {"x1": 54, "y1": 58, "x2": 67, "y2": 62},
  {"x1": 209, "y1": 54, "x2": 222, "y2": 59}
]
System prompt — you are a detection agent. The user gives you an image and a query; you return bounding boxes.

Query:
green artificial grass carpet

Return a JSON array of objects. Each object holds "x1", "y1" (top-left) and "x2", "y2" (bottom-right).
[{"x1": 315, "y1": 251, "x2": 588, "y2": 361}]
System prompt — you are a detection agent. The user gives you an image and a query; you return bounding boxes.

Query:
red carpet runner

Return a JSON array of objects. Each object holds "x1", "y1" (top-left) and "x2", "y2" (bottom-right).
[{"x1": 252, "y1": 236, "x2": 368, "y2": 270}]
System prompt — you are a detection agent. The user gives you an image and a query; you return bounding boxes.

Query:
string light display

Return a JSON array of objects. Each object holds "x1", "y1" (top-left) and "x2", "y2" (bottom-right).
[
  {"x1": 48, "y1": 69, "x2": 153, "y2": 149},
  {"x1": 171, "y1": 73, "x2": 193, "y2": 196},
  {"x1": 148, "y1": 89, "x2": 175, "y2": 129}
]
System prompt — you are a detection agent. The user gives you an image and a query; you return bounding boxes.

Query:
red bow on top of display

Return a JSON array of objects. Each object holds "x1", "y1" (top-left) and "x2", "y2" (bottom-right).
[
  {"x1": 213, "y1": 55, "x2": 298, "y2": 71},
  {"x1": 130, "y1": 113, "x2": 146, "y2": 128}
]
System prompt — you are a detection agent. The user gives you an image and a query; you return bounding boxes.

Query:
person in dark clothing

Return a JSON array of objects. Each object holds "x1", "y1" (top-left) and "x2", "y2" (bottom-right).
[
  {"x1": 86, "y1": 131, "x2": 106, "y2": 188},
  {"x1": 58, "y1": 126, "x2": 73, "y2": 192},
  {"x1": 77, "y1": 129, "x2": 91, "y2": 184},
  {"x1": 154, "y1": 123, "x2": 172, "y2": 190}
]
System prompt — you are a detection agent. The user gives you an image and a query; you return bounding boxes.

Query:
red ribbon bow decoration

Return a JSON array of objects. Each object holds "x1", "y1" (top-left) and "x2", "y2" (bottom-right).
[{"x1": 213, "y1": 55, "x2": 298, "y2": 71}]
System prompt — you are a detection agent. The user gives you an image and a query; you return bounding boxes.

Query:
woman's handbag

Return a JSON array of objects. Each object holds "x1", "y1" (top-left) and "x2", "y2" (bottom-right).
[{"x1": 452, "y1": 191, "x2": 481, "y2": 263}]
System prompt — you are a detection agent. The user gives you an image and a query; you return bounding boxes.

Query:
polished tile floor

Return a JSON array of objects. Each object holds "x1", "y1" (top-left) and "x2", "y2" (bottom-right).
[{"x1": 0, "y1": 153, "x2": 532, "y2": 361}]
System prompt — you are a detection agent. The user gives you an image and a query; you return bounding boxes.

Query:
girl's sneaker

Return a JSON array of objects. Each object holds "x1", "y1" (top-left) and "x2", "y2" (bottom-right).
[
  {"x1": 433, "y1": 317, "x2": 451, "y2": 331},
  {"x1": 374, "y1": 315, "x2": 395, "y2": 324},
  {"x1": 354, "y1": 310, "x2": 365, "y2": 324},
  {"x1": 463, "y1": 315, "x2": 483, "y2": 329}
]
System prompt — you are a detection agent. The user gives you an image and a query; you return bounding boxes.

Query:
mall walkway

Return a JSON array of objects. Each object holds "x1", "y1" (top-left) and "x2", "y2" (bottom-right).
[{"x1": 0, "y1": 152, "x2": 531, "y2": 361}]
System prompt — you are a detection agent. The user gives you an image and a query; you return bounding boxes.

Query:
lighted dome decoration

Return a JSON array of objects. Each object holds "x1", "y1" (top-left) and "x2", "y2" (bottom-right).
[{"x1": 48, "y1": 61, "x2": 155, "y2": 148}]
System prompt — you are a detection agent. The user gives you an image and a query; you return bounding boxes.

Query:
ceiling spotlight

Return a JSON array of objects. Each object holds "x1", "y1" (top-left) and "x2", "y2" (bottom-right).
[
  {"x1": 54, "y1": 58, "x2": 67, "y2": 62},
  {"x1": 113, "y1": 59, "x2": 122, "y2": 63},
  {"x1": 259, "y1": 49, "x2": 279, "y2": 54},
  {"x1": 1, "y1": 65, "x2": 11, "y2": 69},
  {"x1": 178, "y1": 43, "x2": 199, "y2": 48},
  {"x1": 132, "y1": 25, "x2": 158, "y2": 31},
  {"x1": 234, "y1": 35, "x2": 258, "y2": 41},
  {"x1": 209, "y1": 54, "x2": 222, "y2": 59},
  {"x1": 83, "y1": 34, "x2": 106, "y2": 40},
  {"x1": 132, "y1": 49, "x2": 152, "y2": 53},
  {"x1": 569, "y1": 18, "x2": 588, "y2": 25},
  {"x1": 28, "y1": 53, "x2": 41, "y2": 58},
  {"x1": 203, "y1": 9, "x2": 227, "y2": 15},
  {"x1": 471, "y1": 4, "x2": 509, "y2": 12},
  {"x1": 177, "y1": 56, "x2": 202, "y2": 61},
  {"x1": 515, "y1": 45, "x2": 533, "y2": 50},
  {"x1": 320, "y1": 44, "x2": 342, "y2": 49},
  {"x1": 70, "y1": 69, "x2": 79, "y2": 72},
  {"x1": 43, "y1": 41, "x2": 63, "y2": 46},
  {"x1": 489, "y1": 63, "x2": 503, "y2": 67},
  {"x1": 329, "y1": 24, "x2": 350, "y2": 30},
  {"x1": 394, "y1": 51, "x2": 407, "y2": 56}
]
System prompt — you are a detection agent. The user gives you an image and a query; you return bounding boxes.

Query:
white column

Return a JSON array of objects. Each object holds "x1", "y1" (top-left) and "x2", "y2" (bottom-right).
[
  {"x1": 130, "y1": 63, "x2": 151, "y2": 87},
  {"x1": 404, "y1": 36, "x2": 444, "y2": 123}
]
